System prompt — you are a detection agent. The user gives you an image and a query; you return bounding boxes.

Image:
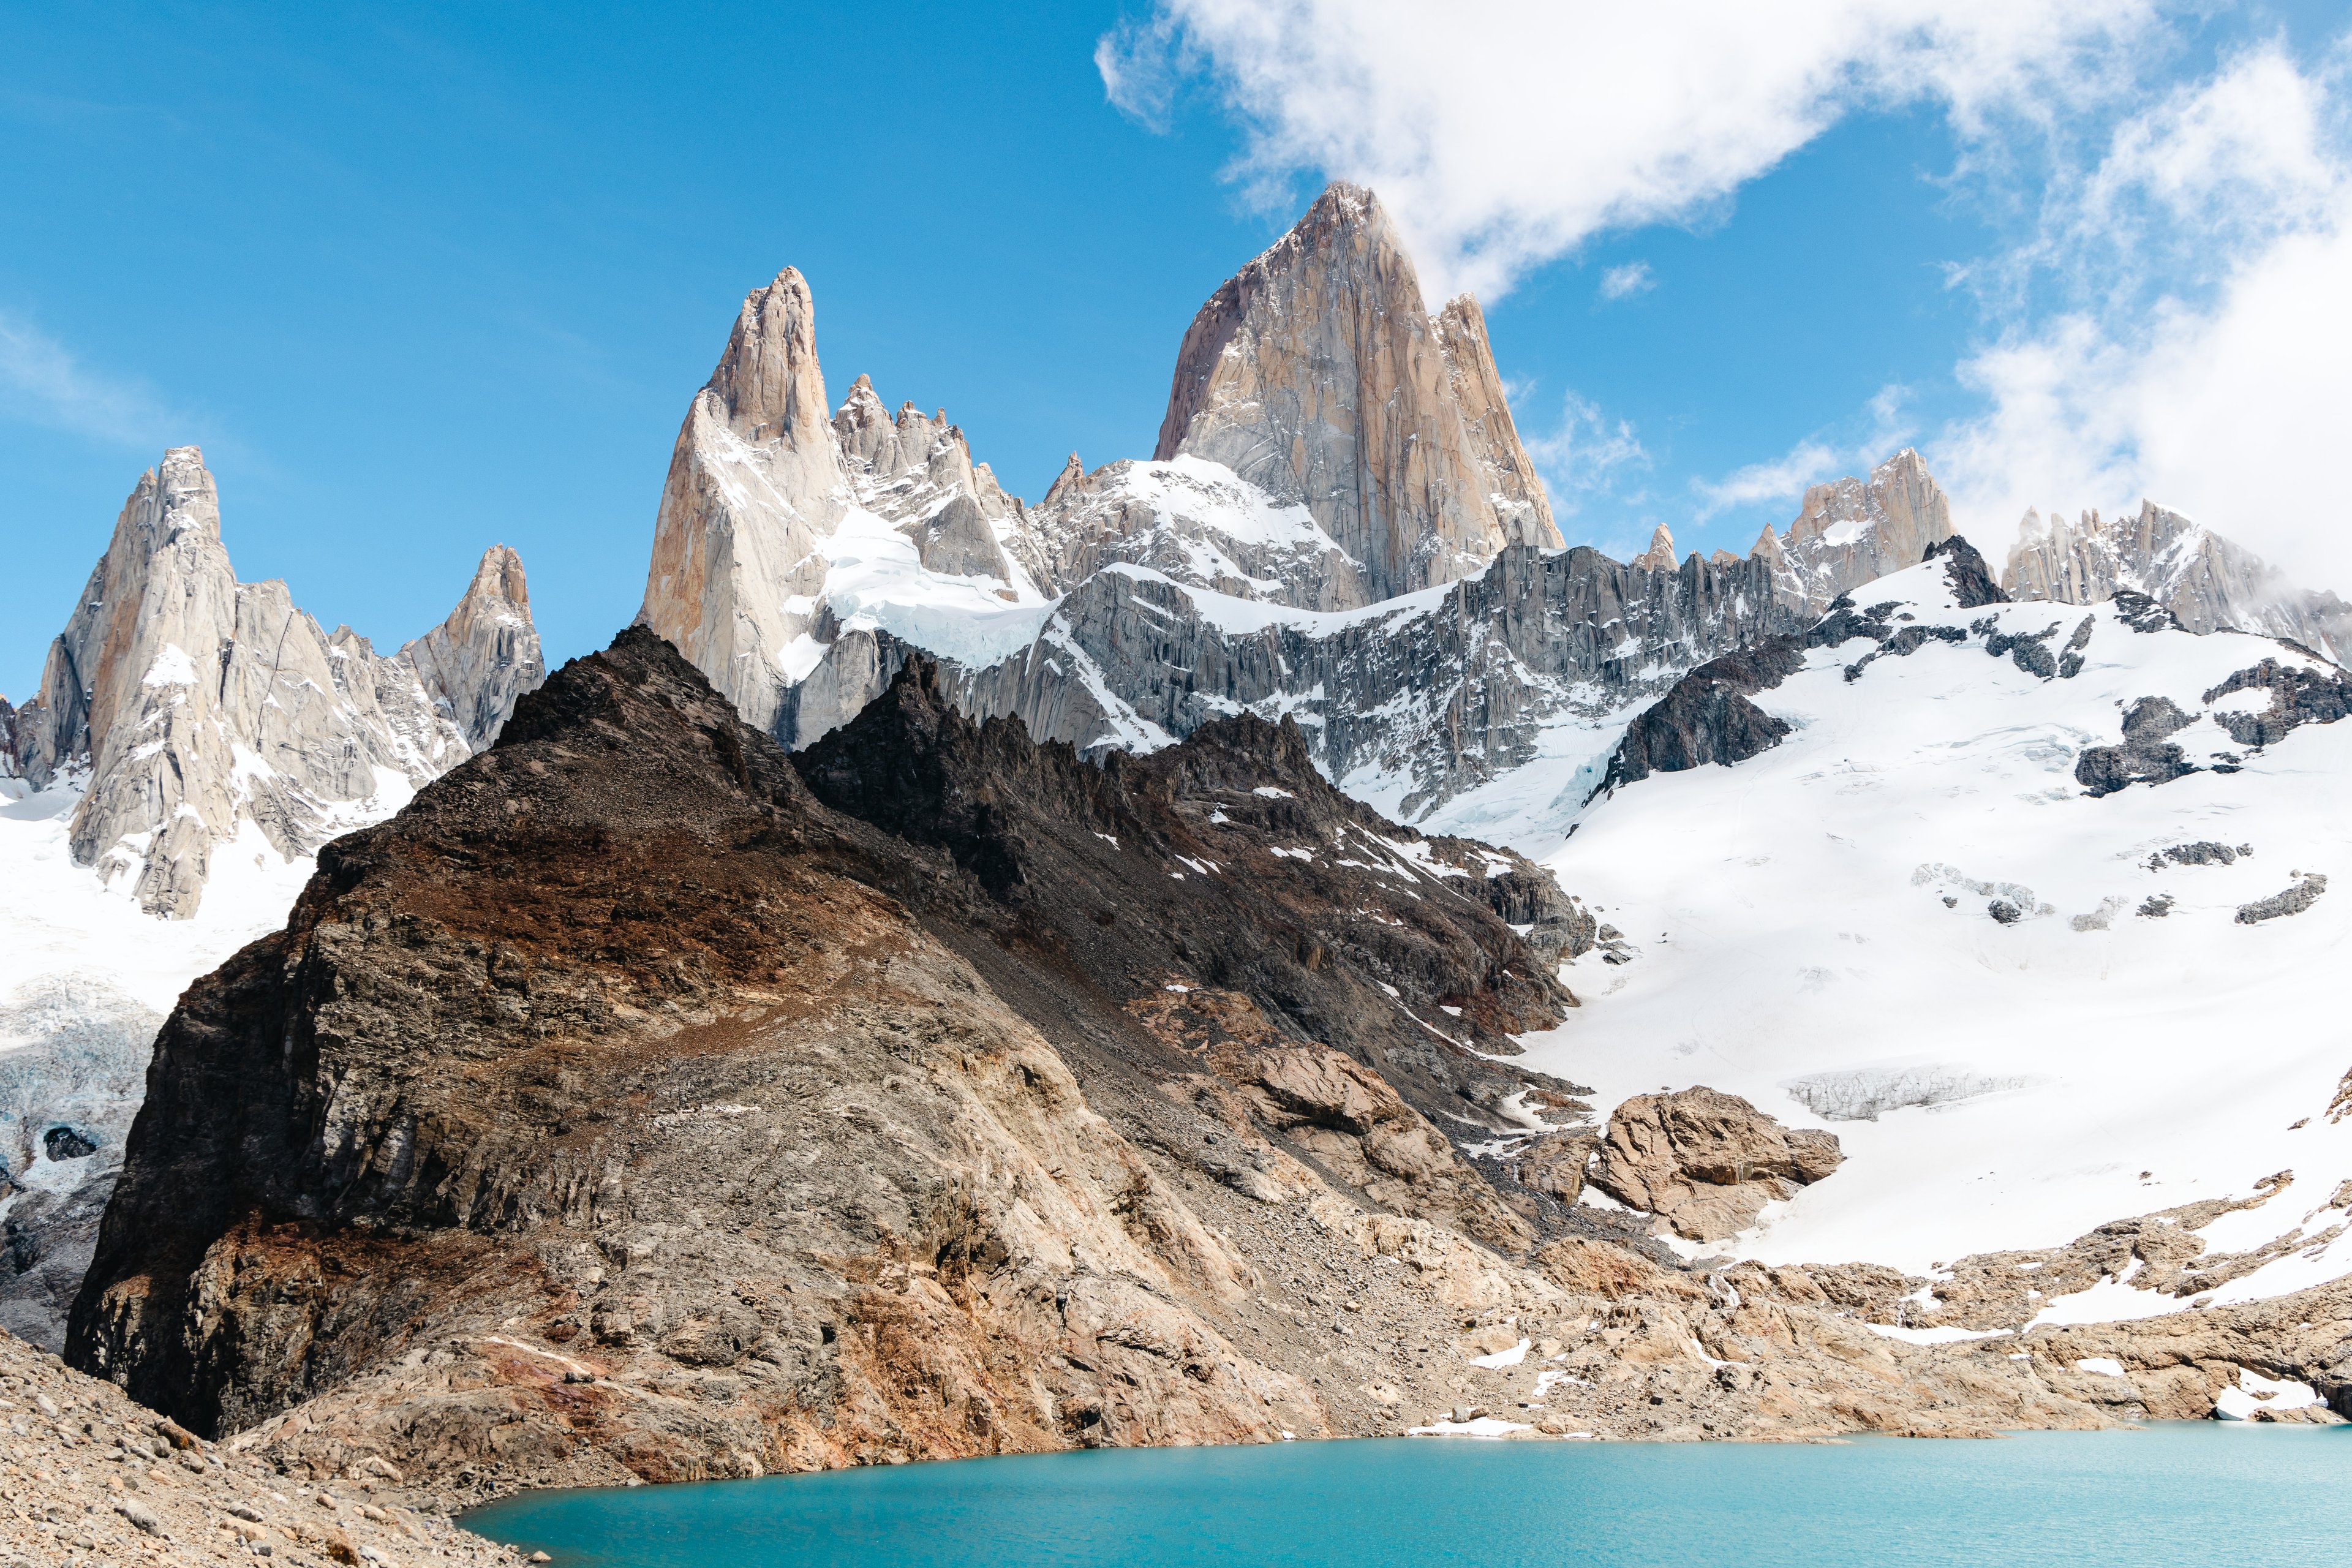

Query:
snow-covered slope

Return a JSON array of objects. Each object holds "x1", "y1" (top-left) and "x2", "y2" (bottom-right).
[{"x1": 1513, "y1": 554, "x2": 2352, "y2": 1302}]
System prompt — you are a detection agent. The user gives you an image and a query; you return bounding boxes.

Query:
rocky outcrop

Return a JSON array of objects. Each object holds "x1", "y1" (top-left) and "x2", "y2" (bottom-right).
[
  {"x1": 1923, "y1": 534, "x2": 2007, "y2": 609},
  {"x1": 2200, "y1": 658, "x2": 2352, "y2": 748},
  {"x1": 2005, "y1": 502, "x2": 2352, "y2": 665},
  {"x1": 1598, "y1": 638, "x2": 1804, "y2": 794},
  {"x1": 396, "y1": 544, "x2": 546, "y2": 751},
  {"x1": 1630, "y1": 525, "x2": 1679, "y2": 573},
  {"x1": 1769, "y1": 450, "x2": 1954, "y2": 614},
  {"x1": 0, "y1": 978, "x2": 160, "y2": 1351},
  {"x1": 7, "y1": 448, "x2": 544, "y2": 916},
  {"x1": 832, "y1": 374, "x2": 1052, "y2": 594},
  {"x1": 2236, "y1": 875, "x2": 2326, "y2": 925},
  {"x1": 65, "y1": 627, "x2": 1593, "y2": 1487},
  {"x1": 1592, "y1": 1088, "x2": 1844, "y2": 1242},
  {"x1": 2075, "y1": 696, "x2": 2204, "y2": 797},
  {"x1": 1152, "y1": 183, "x2": 1560, "y2": 608}
]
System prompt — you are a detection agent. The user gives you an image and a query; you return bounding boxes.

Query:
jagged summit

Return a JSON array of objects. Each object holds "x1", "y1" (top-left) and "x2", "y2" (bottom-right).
[
  {"x1": 1763, "y1": 448, "x2": 1953, "y2": 612},
  {"x1": 6, "y1": 447, "x2": 543, "y2": 917},
  {"x1": 399, "y1": 543, "x2": 545, "y2": 751},
  {"x1": 637, "y1": 183, "x2": 1576, "y2": 751},
  {"x1": 2005, "y1": 500, "x2": 2351, "y2": 665},
  {"x1": 1152, "y1": 181, "x2": 1561, "y2": 604},
  {"x1": 1631, "y1": 524, "x2": 1679, "y2": 572}
]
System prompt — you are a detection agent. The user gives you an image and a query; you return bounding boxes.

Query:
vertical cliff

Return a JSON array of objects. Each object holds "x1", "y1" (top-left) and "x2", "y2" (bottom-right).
[{"x1": 1152, "y1": 183, "x2": 1562, "y2": 606}]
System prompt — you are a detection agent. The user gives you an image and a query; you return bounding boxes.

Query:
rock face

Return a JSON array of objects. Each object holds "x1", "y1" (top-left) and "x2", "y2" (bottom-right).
[
  {"x1": 636, "y1": 268, "x2": 855, "y2": 739},
  {"x1": 7, "y1": 448, "x2": 544, "y2": 916},
  {"x1": 2005, "y1": 502, "x2": 2352, "y2": 664},
  {"x1": 1598, "y1": 639, "x2": 1804, "y2": 794},
  {"x1": 832, "y1": 372, "x2": 1054, "y2": 594},
  {"x1": 0, "y1": 977, "x2": 160, "y2": 1350},
  {"x1": 67, "y1": 626, "x2": 2351, "y2": 1490},
  {"x1": 396, "y1": 544, "x2": 545, "y2": 752},
  {"x1": 1591, "y1": 1087, "x2": 1844, "y2": 1242},
  {"x1": 834, "y1": 546, "x2": 1801, "y2": 821},
  {"x1": 792, "y1": 657, "x2": 1584, "y2": 1137},
  {"x1": 1153, "y1": 183, "x2": 1560, "y2": 607},
  {"x1": 65, "y1": 627, "x2": 1577, "y2": 1481},
  {"x1": 1769, "y1": 450, "x2": 1954, "y2": 614}
]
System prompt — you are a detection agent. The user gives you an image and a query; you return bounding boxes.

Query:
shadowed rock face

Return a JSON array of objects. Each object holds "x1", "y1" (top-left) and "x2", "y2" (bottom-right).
[
  {"x1": 793, "y1": 658, "x2": 1583, "y2": 1135},
  {"x1": 7, "y1": 447, "x2": 543, "y2": 916},
  {"x1": 1923, "y1": 535, "x2": 2008, "y2": 610},
  {"x1": 1152, "y1": 181, "x2": 1559, "y2": 606},
  {"x1": 1598, "y1": 639, "x2": 1804, "y2": 794}
]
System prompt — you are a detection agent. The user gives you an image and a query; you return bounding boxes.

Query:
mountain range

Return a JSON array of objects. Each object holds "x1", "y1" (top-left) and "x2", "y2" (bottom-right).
[{"x1": 4, "y1": 180, "x2": 2348, "y2": 1503}]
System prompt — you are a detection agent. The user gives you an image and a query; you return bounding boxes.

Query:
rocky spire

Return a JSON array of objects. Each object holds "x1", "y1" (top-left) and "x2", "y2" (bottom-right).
[
  {"x1": 1631, "y1": 524, "x2": 1679, "y2": 572},
  {"x1": 829, "y1": 377, "x2": 1049, "y2": 594},
  {"x1": 638, "y1": 268, "x2": 859, "y2": 736},
  {"x1": 1042, "y1": 453, "x2": 1086, "y2": 510},
  {"x1": 398, "y1": 543, "x2": 545, "y2": 751},
  {"x1": 1152, "y1": 182, "x2": 1562, "y2": 606},
  {"x1": 12, "y1": 447, "x2": 543, "y2": 918},
  {"x1": 638, "y1": 271, "x2": 1055, "y2": 738},
  {"x1": 1770, "y1": 449, "x2": 1954, "y2": 613}
]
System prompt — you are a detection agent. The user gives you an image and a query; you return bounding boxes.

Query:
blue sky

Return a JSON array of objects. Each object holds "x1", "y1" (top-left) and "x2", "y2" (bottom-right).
[{"x1": 6, "y1": 2, "x2": 2350, "y2": 700}]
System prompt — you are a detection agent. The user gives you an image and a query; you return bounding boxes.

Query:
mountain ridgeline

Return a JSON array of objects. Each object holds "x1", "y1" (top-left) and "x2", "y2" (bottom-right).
[{"x1": 4, "y1": 447, "x2": 545, "y2": 918}]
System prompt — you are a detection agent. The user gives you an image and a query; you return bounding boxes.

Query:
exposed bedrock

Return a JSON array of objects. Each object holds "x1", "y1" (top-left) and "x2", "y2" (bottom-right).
[{"x1": 1592, "y1": 1087, "x2": 1845, "y2": 1243}]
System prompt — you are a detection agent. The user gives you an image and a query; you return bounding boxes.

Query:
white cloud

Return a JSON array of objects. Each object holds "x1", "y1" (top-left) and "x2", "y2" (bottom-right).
[
  {"x1": 1107, "y1": 4, "x2": 2352, "y2": 600},
  {"x1": 1934, "y1": 39, "x2": 2352, "y2": 592},
  {"x1": 0, "y1": 311, "x2": 185, "y2": 448},
  {"x1": 1521, "y1": 390, "x2": 1649, "y2": 519},
  {"x1": 1099, "y1": 0, "x2": 2157, "y2": 299},
  {"x1": 1597, "y1": 262, "x2": 1654, "y2": 301}
]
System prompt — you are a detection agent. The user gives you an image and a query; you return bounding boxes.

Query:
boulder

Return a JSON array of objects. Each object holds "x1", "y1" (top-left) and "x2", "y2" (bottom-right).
[{"x1": 1593, "y1": 1087, "x2": 1844, "y2": 1242}]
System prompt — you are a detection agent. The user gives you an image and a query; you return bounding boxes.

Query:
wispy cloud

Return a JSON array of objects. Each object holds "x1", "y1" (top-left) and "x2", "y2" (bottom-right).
[
  {"x1": 0, "y1": 311, "x2": 187, "y2": 448},
  {"x1": 1597, "y1": 262, "x2": 1654, "y2": 301},
  {"x1": 1694, "y1": 385, "x2": 1915, "y2": 520},
  {"x1": 1521, "y1": 388, "x2": 1649, "y2": 518},
  {"x1": 1933, "y1": 37, "x2": 2352, "y2": 592}
]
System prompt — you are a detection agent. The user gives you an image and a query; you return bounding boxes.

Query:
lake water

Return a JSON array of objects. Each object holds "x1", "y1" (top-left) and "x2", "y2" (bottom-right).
[{"x1": 466, "y1": 1426, "x2": 2346, "y2": 1567}]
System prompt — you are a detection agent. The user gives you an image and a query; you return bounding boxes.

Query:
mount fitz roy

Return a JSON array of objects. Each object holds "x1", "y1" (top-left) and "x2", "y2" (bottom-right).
[
  {"x1": 633, "y1": 183, "x2": 2334, "y2": 835},
  {"x1": 4, "y1": 177, "x2": 2352, "y2": 1522}
]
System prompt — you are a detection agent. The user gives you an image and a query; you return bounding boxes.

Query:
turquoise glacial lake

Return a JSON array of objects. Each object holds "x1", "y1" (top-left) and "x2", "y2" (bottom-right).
[{"x1": 467, "y1": 1426, "x2": 2345, "y2": 1567}]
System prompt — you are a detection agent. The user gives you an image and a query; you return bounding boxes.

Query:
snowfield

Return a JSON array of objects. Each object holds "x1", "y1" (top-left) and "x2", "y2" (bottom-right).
[
  {"x1": 1509, "y1": 558, "x2": 2352, "y2": 1288},
  {"x1": 0, "y1": 774, "x2": 367, "y2": 1024}
]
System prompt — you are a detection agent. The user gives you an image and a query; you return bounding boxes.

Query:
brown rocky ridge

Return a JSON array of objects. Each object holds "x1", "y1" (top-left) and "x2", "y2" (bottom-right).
[{"x1": 57, "y1": 628, "x2": 2350, "y2": 1515}]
